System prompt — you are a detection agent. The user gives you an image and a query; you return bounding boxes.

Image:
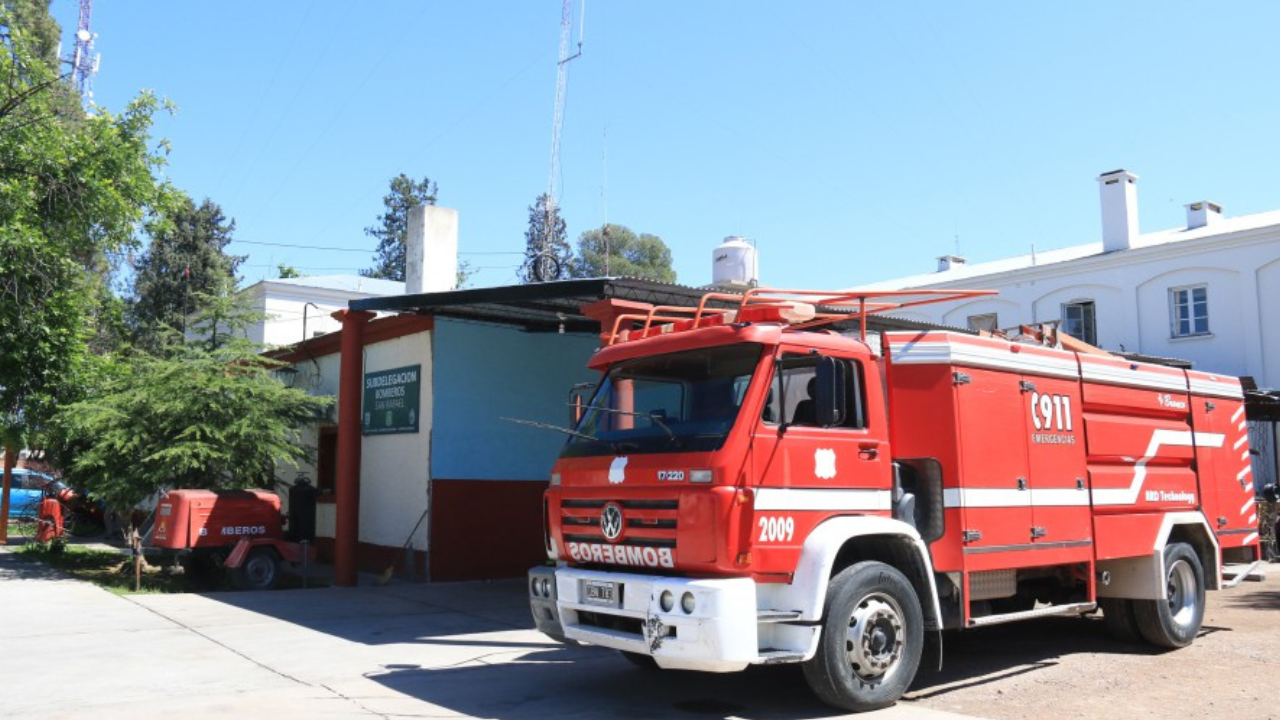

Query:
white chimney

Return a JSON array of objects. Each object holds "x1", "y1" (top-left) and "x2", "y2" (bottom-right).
[
  {"x1": 406, "y1": 205, "x2": 458, "y2": 294},
  {"x1": 1185, "y1": 201, "x2": 1222, "y2": 230},
  {"x1": 936, "y1": 254, "x2": 966, "y2": 272},
  {"x1": 1097, "y1": 169, "x2": 1139, "y2": 252}
]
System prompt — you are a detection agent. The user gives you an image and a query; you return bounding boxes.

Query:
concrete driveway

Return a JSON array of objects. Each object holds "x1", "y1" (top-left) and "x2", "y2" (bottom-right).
[{"x1": 0, "y1": 549, "x2": 982, "y2": 720}]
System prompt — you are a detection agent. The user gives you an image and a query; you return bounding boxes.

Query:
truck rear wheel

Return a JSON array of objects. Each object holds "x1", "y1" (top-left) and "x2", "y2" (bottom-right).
[
  {"x1": 802, "y1": 561, "x2": 923, "y2": 713},
  {"x1": 1133, "y1": 542, "x2": 1204, "y2": 648},
  {"x1": 233, "y1": 547, "x2": 280, "y2": 591}
]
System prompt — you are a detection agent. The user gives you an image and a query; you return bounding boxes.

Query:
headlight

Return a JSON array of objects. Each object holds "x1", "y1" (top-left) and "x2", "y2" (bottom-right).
[
  {"x1": 681, "y1": 592, "x2": 696, "y2": 614},
  {"x1": 660, "y1": 590, "x2": 674, "y2": 612},
  {"x1": 541, "y1": 578, "x2": 552, "y2": 597},
  {"x1": 550, "y1": 473, "x2": 561, "y2": 486},
  {"x1": 690, "y1": 470, "x2": 713, "y2": 484},
  {"x1": 531, "y1": 578, "x2": 542, "y2": 597}
]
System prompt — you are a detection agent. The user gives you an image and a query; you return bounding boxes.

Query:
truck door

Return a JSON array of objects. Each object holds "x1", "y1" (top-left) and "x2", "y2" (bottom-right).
[
  {"x1": 1023, "y1": 375, "x2": 1092, "y2": 562},
  {"x1": 750, "y1": 350, "x2": 891, "y2": 566}
]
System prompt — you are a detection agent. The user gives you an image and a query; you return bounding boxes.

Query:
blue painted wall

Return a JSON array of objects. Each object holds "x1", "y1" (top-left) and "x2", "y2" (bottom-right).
[{"x1": 431, "y1": 318, "x2": 600, "y2": 481}]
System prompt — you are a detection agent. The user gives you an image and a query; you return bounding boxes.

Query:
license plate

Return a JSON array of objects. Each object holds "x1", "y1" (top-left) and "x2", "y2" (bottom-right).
[{"x1": 582, "y1": 580, "x2": 619, "y2": 607}]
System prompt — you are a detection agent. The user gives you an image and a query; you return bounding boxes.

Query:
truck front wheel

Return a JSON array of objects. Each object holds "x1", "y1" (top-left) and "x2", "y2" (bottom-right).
[
  {"x1": 802, "y1": 561, "x2": 923, "y2": 713},
  {"x1": 1133, "y1": 542, "x2": 1204, "y2": 648}
]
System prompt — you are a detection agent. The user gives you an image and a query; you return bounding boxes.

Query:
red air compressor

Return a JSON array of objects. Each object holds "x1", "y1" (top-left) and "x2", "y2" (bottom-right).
[{"x1": 147, "y1": 484, "x2": 317, "y2": 590}]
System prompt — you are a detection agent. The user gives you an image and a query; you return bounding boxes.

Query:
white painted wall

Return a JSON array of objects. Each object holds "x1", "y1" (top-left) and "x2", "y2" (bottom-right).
[
  {"x1": 875, "y1": 221, "x2": 1280, "y2": 390},
  {"x1": 357, "y1": 332, "x2": 433, "y2": 551}
]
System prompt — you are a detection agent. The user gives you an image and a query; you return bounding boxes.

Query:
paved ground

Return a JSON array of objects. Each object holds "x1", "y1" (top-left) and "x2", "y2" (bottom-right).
[
  {"x1": 0, "y1": 548, "x2": 978, "y2": 720},
  {"x1": 2, "y1": 547, "x2": 1275, "y2": 720}
]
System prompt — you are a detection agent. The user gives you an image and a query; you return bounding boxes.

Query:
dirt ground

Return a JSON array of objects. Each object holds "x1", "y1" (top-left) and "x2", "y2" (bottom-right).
[{"x1": 902, "y1": 562, "x2": 1280, "y2": 720}]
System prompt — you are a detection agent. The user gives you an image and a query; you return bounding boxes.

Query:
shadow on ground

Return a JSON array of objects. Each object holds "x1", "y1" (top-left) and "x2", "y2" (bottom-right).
[{"x1": 359, "y1": 606, "x2": 1182, "y2": 720}]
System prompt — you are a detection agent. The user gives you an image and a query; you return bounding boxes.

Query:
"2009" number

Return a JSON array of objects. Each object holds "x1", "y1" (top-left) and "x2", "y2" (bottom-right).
[{"x1": 757, "y1": 515, "x2": 795, "y2": 543}]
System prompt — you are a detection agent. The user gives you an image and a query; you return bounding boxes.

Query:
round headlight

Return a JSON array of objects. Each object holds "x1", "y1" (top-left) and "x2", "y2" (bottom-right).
[
  {"x1": 531, "y1": 578, "x2": 542, "y2": 597},
  {"x1": 681, "y1": 592, "x2": 696, "y2": 615},
  {"x1": 660, "y1": 590, "x2": 674, "y2": 612},
  {"x1": 540, "y1": 578, "x2": 551, "y2": 597}
]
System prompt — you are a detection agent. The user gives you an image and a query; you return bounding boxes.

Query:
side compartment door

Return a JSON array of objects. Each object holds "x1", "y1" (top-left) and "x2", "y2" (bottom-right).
[
  {"x1": 954, "y1": 367, "x2": 1033, "y2": 563},
  {"x1": 1024, "y1": 375, "x2": 1092, "y2": 561},
  {"x1": 1190, "y1": 393, "x2": 1255, "y2": 548}
]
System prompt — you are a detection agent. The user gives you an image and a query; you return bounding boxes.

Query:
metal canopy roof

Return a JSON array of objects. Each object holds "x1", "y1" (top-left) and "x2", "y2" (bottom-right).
[{"x1": 349, "y1": 277, "x2": 949, "y2": 335}]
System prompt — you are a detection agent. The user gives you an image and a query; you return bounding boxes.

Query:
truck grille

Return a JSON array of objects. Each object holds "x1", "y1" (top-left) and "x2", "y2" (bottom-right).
[{"x1": 560, "y1": 498, "x2": 678, "y2": 548}]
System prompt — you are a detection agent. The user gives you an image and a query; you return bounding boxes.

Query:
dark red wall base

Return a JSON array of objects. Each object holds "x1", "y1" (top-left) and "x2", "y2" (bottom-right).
[
  {"x1": 429, "y1": 479, "x2": 548, "y2": 582},
  {"x1": 313, "y1": 478, "x2": 546, "y2": 582}
]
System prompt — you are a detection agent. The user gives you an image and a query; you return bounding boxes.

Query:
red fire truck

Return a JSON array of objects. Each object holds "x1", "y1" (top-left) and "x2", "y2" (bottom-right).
[{"x1": 528, "y1": 288, "x2": 1262, "y2": 712}]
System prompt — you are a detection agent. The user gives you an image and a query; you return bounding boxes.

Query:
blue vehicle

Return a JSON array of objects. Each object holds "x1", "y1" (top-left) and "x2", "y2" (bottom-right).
[{"x1": 3, "y1": 469, "x2": 64, "y2": 519}]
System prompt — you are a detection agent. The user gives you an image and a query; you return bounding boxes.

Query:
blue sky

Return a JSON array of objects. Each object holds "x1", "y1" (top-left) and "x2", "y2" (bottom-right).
[{"x1": 54, "y1": 1, "x2": 1280, "y2": 290}]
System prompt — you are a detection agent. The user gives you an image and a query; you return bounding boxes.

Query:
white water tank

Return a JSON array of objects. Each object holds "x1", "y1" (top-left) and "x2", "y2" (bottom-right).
[{"x1": 712, "y1": 236, "x2": 758, "y2": 289}]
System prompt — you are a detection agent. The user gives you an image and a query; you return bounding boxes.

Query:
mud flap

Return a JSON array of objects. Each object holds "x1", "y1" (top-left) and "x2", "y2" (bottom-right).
[
  {"x1": 922, "y1": 628, "x2": 944, "y2": 672},
  {"x1": 224, "y1": 538, "x2": 252, "y2": 569}
]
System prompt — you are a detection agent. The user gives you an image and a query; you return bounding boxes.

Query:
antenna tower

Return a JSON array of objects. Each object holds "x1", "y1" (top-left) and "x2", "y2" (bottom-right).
[
  {"x1": 533, "y1": 0, "x2": 583, "y2": 281},
  {"x1": 65, "y1": 0, "x2": 100, "y2": 101}
]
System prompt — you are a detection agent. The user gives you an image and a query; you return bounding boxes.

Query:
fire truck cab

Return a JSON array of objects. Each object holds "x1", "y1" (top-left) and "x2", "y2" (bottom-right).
[{"x1": 528, "y1": 288, "x2": 1261, "y2": 712}]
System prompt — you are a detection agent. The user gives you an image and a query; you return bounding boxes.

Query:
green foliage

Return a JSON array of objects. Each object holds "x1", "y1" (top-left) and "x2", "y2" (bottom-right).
[
  {"x1": 129, "y1": 196, "x2": 243, "y2": 351},
  {"x1": 520, "y1": 194, "x2": 572, "y2": 283},
  {"x1": 0, "y1": 6, "x2": 176, "y2": 447},
  {"x1": 573, "y1": 224, "x2": 677, "y2": 283},
  {"x1": 362, "y1": 173, "x2": 437, "y2": 282},
  {"x1": 55, "y1": 297, "x2": 333, "y2": 512},
  {"x1": 277, "y1": 263, "x2": 302, "y2": 279}
]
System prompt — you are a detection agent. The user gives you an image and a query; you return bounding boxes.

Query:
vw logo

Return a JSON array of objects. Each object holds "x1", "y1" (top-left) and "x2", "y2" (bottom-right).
[{"x1": 600, "y1": 503, "x2": 624, "y2": 542}]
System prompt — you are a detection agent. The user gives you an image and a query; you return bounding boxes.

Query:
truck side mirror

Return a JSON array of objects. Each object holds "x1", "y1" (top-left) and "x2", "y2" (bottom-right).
[{"x1": 814, "y1": 356, "x2": 847, "y2": 428}]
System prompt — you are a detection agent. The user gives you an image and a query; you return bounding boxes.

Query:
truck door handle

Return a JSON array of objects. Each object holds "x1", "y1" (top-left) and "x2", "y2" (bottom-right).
[{"x1": 858, "y1": 442, "x2": 879, "y2": 459}]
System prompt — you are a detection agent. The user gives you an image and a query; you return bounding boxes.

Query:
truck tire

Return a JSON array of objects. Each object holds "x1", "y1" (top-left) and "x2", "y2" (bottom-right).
[
  {"x1": 1133, "y1": 542, "x2": 1204, "y2": 648},
  {"x1": 619, "y1": 651, "x2": 659, "y2": 670},
  {"x1": 1097, "y1": 597, "x2": 1141, "y2": 642},
  {"x1": 802, "y1": 561, "x2": 923, "y2": 713},
  {"x1": 233, "y1": 547, "x2": 280, "y2": 591}
]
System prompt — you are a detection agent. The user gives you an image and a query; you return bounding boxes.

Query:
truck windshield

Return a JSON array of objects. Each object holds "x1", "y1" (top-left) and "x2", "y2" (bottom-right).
[{"x1": 562, "y1": 343, "x2": 763, "y2": 458}]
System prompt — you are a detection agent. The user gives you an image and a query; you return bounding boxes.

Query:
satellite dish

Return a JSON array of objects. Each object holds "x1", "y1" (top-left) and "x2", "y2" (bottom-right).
[{"x1": 76, "y1": 29, "x2": 90, "y2": 42}]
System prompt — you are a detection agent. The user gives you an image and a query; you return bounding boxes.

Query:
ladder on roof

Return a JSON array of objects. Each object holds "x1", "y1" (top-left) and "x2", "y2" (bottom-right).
[{"x1": 605, "y1": 287, "x2": 997, "y2": 346}]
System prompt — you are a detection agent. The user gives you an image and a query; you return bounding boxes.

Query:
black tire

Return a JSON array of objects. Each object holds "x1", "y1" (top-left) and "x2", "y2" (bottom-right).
[
  {"x1": 1098, "y1": 596, "x2": 1141, "y2": 642},
  {"x1": 802, "y1": 561, "x2": 924, "y2": 713},
  {"x1": 233, "y1": 548, "x2": 280, "y2": 591},
  {"x1": 619, "y1": 650, "x2": 659, "y2": 670},
  {"x1": 1133, "y1": 542, "x2": 1204, "y2": 648}
]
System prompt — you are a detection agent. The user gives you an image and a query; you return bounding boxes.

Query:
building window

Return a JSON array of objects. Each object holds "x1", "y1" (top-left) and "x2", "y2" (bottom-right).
[
  {"x1": 967, "y1": 313, "x2": 998, "y2": 333},
  {"x1": 1061, "y1": 301, "x2": 1097, "y2": 346},
  {"x1": 1170, "y1": 285, "x2": 1209, "y2": 337}
]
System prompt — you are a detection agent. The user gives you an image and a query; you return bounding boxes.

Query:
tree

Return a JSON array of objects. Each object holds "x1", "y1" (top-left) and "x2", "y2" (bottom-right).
[
  {"x1": 277, "y1": 263, "x2": 302, "y2": 279},
  {"x1": 0, "y1": 3, "x2": 176, "y2": 458},
  {"x1": 129, "y1": 196, "x2": 244, "y2": 351},
  {"x1": 519, "y1": 194, "x2": 572, "y2": 283},
  {"x1": 54, "y1": 295, "x2": 332, "y2": 516},
  {"x1": 573, "y1": 224, "x2": 677, "y2": 283},
  {"x1": 361, "y1": 174, "x2": 437, "y2": 281}
]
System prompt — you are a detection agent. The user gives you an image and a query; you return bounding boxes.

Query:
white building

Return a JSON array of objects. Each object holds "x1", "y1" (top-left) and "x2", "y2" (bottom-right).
[
  {"x1": 241, "y1": 275, "x2": 405, "y2": 348},
  {"x1": 866, "y1": 169, "x2": 1280, "y2": 392}
]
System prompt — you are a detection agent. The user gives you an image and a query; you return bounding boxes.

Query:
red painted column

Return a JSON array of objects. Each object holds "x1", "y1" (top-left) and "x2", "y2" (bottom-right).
[{"x1": 333, "y1": 309, "x2": 374, "y2": 586}]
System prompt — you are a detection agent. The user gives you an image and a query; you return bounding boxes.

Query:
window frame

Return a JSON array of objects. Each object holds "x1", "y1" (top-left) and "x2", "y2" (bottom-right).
[
  {"x1": 1169, "y1": 284, "x2": 1210, "y2": 338},
  {"x1": 967, "y1": 313, "x2": 999, "y2": 333},
  {"x1": 762, "y1": 353, "x2": 867, "y2": 430},
  {"x1": 1060, "y1": 300, "x2": 1097, "y2": 346}
]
